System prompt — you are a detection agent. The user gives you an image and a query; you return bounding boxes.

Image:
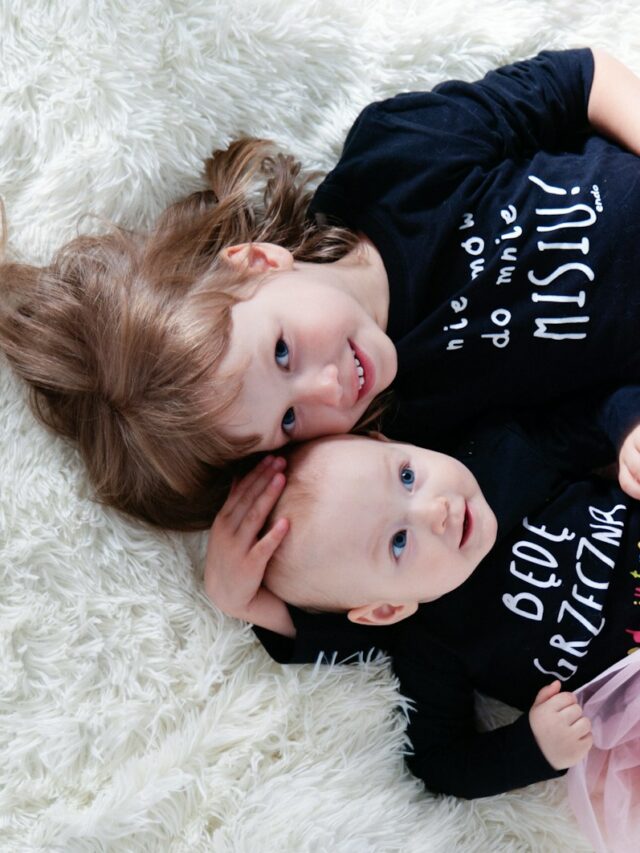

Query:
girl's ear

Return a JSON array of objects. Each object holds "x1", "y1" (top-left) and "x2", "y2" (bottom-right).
[
  {"x1": 220, "y1": 242, "x2": 294, "y2": 275},
  {"x1": 347, "y1": 601, "x2": 418, "y2": 626}
]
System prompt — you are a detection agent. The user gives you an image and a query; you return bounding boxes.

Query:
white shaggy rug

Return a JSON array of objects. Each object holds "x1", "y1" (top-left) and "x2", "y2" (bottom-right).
[{"x1": 1, "y1": 1, "x2": 638, "y2": 850}]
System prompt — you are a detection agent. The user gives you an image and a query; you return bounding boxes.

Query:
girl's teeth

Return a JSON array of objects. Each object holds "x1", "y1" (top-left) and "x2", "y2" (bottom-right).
[{"x1": 353, "y1": 352, "x2": 365, "y2": 389}]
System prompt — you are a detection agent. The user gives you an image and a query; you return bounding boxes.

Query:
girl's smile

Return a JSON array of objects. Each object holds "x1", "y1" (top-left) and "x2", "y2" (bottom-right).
[{"x1": 217, "y1": 243, "x2": 396, "y2": 450}]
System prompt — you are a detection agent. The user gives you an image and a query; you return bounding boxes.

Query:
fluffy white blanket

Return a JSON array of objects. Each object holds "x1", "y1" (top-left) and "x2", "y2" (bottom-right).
[{"x1": 2, "y1": 1, "x2": 636, "y2": 849}]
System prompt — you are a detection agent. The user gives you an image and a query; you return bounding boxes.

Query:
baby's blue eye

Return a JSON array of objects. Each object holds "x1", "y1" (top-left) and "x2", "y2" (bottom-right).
[
  {"x1": 391, "y1": 530, "x2": 407, "y2": 559},
  {"x1": 275, "y1": 339, "x2": 290, "y2": 367},
  {"x1": 282, "y1": 407, "x2": 296, "y2": 433},
  {"x1": 400, "y1": 466, "x2": 415, "y2": 488}
]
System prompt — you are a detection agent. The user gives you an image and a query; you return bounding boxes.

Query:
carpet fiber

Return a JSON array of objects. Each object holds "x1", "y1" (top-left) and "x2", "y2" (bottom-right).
[{"x1": 2, "y1": 1, "x2": 637, "y2": 850}]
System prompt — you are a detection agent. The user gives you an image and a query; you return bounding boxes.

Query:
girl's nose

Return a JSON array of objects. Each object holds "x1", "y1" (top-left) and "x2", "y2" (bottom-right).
[{"x1": 299, "y1": 364, "x2": 342, "y2": 407}]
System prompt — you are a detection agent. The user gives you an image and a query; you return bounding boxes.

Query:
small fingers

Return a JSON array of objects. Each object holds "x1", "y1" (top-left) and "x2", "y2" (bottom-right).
[
  {"x1": 570, "y1": 715, "x2": 592, "y2": 736},
  {"x1": 227, "y1": 457, "x2": 286, "y2": 530},
  {"x1": 533, "y1": 680, "x2": 561, "y2": 707},
  {"x1": 548, "y1": 690, "x2": 578, "y2": 712},
  {"x1": 234, "y1": 471, "x2": 287, "y2": 544},
  {"x1": 224, "y1": 455, "x2": 274, "y2": 506},
  {"x1": 559, "y1": 703, "x2": 584, "y2": 726},
  {"x1": 251, "y1": 516, "x2": 290, "y2": 565}
]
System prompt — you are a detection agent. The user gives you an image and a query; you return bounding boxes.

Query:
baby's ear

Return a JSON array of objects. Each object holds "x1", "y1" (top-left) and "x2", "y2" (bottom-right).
[
  {"x1": 347, "y1": 601, "x2": 417, "y2": 626},
  {"x1": 366, "y1": 430, "x2": 391, "y2": 442}
]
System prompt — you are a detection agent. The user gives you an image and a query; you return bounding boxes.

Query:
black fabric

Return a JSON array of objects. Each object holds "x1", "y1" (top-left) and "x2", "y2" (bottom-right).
[
  {"x1": 392, "y1": 475, "x2": 640, "y2": 797},
  {"x1": 253, "y1": 408, "x2": 640, "y2": 797},
  {"x1": 252, "y1": 48, "x2": 640, "y2": 797},
  {"x1": 309, "y1": 48, "x2": 640, "y2": 446}
]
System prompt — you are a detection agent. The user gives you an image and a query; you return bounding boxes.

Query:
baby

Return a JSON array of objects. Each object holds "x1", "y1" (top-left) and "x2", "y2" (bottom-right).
[{"x1": 263, "y1": 432, "x2": 640, "y2": 799}]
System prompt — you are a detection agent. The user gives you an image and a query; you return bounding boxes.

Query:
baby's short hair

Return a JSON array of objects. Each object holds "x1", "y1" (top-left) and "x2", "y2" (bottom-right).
[{"x1": 264, "y1": 434, "x2": 376, "y2": 613}]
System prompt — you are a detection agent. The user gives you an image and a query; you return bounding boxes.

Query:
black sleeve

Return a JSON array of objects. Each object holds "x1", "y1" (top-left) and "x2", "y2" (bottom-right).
[
  {"x1": 510, "y1": 385, "x2": 640, "y2": 477},
  {"x1": 363, "y1": 49, "x2": 594, "y2": 167},
  {"x1": 253, "y1": 606, "x2": 395, "y2": 664},
  {"x1": 596, "y1": 385, "x2": 640, "y2": 449},
  {"x1": 440, "y1": 48, "x2": 595, "y2": 156},
  {"x1": 311, "y1": 50, "x2": 594, "y2": 224},
  {"x1": 393, "y1": 636, "x2": 564, "y2": 799}
]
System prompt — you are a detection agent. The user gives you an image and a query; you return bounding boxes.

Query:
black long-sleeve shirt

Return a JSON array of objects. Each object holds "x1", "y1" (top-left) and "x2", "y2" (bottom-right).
[{"x1": 254, "y1": 399, "x2": 640, "y2": 797}]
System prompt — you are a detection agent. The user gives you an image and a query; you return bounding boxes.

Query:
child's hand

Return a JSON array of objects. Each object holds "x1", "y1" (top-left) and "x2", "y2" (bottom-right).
[
  {"x1": 618, "y1": 424, "x2": 640, "y2": 499},
  {"x1": 529, "y1": 681, "x2": 593, "y2": 770},
  {"x1": 204, "y1": 455, "x2": 294, "y2": 636}
]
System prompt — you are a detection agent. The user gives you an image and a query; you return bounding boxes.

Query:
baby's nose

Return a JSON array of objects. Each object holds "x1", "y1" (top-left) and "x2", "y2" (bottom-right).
[{"x1": 422, "y1": 496, "x2": 449, "y2": 534}]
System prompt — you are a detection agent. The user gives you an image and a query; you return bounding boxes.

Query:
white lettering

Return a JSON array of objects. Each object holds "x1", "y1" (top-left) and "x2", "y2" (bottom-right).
[
  {"x1": 502, "y1": 592, "x2": 544, "y2": 621},
  {"x1": 558, "y1": 599, "x2": 605, "y2": 636},
  {"x1": 510, "y1": 560, "x2": 562, "y2": 589},
  {"x1": 528, "y1": 262, "x2": 594, "y2": 287},
  {"x1": 481, "y1": 330, "x2": 510, "y2": 348},
  {"x1": 461, "y1": 236, "x2": 484, "y2": 256},
  {"x1": 549, "y1": 635, "x2": 590, "y2": 658},
  {"x1": 537, "y1": 237, "x2": 589, "y2": 254},
  {"x1": 575, "y1": 561, "x2": 610, "y2": 590},
  {"x1": 531, "y1": 291, "x2": 586, "y2": 307},
  {"x1": 470, "y1": 258, "x2": 485, "y2": 279},
  {"x1": 528, "y1": 175, "x2": 568, "y2": 195},
  {"x1": 533, "y1": 316, "x2": 589, "y2": 341},
  {"x1": 500, "y1": 205, "x2": 517, "y2": 225},
  {"x1": 451, "y1": 297, "x2": 468, "y2": 313},
  {"x1": 534, "y1": 658, "x2": 577, "y2": 682},
  {"x1": 512, "y1": 540, "x2": 558, "y2": 569},
  {"x1": 443, "y1": 318, "x2": 468, "y2": 332},
  {"x1": 535, "y1": 203, "x2": 597, "y2": 232},
  {"x1": 576, "y1": 535, "x2": 616, "y2": 570},
  {"x1": 589, "y1": 504, "x2": 626, "y2": 526},
  {"x1": 522, "y1": 519, "x2": 576, "y2": 543},
  {"x1": 496, "y1": 266, "x2": 515, "y2": 285},
  {"x1": 572, "y1": 585, "x2": 605, "y2": 611}
]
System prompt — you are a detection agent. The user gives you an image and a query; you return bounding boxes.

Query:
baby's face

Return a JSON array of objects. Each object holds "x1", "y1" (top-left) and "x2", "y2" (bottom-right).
[{"x1": 295, "y1": 436, "x2": 498, "y2": 609}]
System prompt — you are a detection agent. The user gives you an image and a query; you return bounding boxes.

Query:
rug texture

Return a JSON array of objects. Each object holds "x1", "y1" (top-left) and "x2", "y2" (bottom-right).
[{"x1": 2, "y1": 1, "x2": 638, "y2": 850}]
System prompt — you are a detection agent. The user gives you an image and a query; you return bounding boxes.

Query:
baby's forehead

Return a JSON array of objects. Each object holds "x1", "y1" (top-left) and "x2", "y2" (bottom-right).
[
  {"x1": 299, "y1": 434, "x2": 390, "y2": 503},
  {"x1": 307, "y1": 433, "x2": 387, "y2": 468}
]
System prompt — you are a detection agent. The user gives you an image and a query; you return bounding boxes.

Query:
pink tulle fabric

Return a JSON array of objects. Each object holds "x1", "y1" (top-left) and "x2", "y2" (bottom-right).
[{"x1": 567, "y1": 651, "x2": 640, "y2": 853}]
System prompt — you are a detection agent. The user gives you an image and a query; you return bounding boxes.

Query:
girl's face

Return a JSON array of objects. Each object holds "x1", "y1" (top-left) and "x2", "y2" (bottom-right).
[{"x1": 218, "y1": 265, "x2": 398, "y2": 450}]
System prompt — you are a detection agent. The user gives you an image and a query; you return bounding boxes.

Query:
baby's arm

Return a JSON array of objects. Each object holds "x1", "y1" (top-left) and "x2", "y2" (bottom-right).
[
  {"x1": 394, "y1": 640, "x2": 569, "y2": 799},
  {"x1": 528, "y1": 681, "x2": 593, "y2": 771},
  {"x1": 204, "y1": 455, "x2": 295, "y2": 637},
  {"x1": 588, "y1": 49, "x2": 640, "y2": 156}
]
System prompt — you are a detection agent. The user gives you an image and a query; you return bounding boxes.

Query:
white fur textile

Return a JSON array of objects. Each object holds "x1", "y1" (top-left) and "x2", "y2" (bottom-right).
[{"x1": 2, "y1": 1, "x2": 637, "y2": 850}]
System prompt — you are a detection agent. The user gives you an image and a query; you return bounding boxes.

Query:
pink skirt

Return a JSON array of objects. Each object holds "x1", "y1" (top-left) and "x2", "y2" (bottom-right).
[{"x1": 567, "y1": 651, "x2": 640, "y2": 853}]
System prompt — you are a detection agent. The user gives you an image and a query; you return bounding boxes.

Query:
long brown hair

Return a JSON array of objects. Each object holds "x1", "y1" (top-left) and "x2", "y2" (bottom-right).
[{"x1": 0, "y1": 139, "x2": 360, "y2": 530}]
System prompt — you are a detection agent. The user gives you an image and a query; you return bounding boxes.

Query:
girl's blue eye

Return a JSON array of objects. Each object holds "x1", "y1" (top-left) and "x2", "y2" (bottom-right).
[
  {"x1": 391, "y1": 530, "x2": 407, "y2": 559},
  {"x1": 275, "y1": 339, "x2": 290, "y2": 367},
  {"x1": 282, "y1": 407, "x2": 296, "y2": 433},
  {"x1": 400, "y1": 466, "x2": 415, "y2": 489}
]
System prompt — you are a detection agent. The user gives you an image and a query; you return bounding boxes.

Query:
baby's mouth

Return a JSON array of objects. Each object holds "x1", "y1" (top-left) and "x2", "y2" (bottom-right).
[{"x1": 459, "y1": 504, "x2": 473, "y2": 548}]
